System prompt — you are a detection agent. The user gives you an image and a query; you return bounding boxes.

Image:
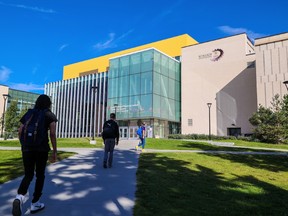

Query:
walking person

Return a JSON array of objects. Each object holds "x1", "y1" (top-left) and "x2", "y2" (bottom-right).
[
  {"x1": 12, "y1": 94, "x2": 58, "y2": 216},
  {"x1": 101, "y1": 113, "x2": 119, "y2": 168},
  {"x1": 135, "y1": 122, "x2": 146, "y2": 152}
]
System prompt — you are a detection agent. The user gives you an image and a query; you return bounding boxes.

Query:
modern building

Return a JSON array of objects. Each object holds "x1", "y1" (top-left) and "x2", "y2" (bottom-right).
[
  {"x1": 181, "y1": 33, "x2": 257, "y2": 136},
  {"x1": 254, "y1": 32, "x2": 288, "y2": 107},
  {"x1": 45, "y1": 32, "x2": 288, "y2": 139},
  {"x1": 0, "y1": 84, "x2": 40, "y2": 137},
  {"x1": 46, "y1": 34, "x2": 197, "y2": 138}
]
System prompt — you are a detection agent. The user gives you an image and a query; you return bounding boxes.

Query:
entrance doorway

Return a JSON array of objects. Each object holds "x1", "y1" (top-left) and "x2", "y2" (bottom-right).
[
  {"x1": 227, "y1": 127, "x2": 241, "y2": 137},
  {"x1": 119, "y1": 127, "x2": 128, "y2": 139},
  {"x1": 129, "y1": 127, "x2": 138, "y2": 139}
]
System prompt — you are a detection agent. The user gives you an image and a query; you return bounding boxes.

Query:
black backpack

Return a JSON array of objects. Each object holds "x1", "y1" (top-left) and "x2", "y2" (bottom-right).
[
  {"x1": 20, "y1": 109, "x2": 47, "y2": 148},
  {"x1": 102, "y1": 120, "x2": 117, "y2": 139}
]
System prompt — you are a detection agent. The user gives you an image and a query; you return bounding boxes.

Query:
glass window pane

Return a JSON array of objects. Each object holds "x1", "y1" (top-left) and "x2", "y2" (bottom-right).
[
  {"x1": 154, "y1": 51, "x2": 161, "y2": 73},
  {"x1": 175, "y1": 80, "x2": 180, "y2": 101},
  {"x1": 108, "y1": 78, "x2": 118, "y2": 98},
  {"x1": 140, "y1": 94, "x2": 152, "y2": 117},
  {"x1": 168, "y1": 99, "x2": 176, "y2": 121},
  {"x1": 141, "y1": 72, "x2": 152, "y2": 94},
  {"x1": 153, "y1": 72, "x2": 161, "y2": 95},
  {"x1": 153, "y1": 94, "x2": 161, "y2": 117},
  {"x1": 160, "y1": 75, "x2": 169, "y2": 97},
  {"x1": 119, "y1": 56, "x2": 129, "y2": 76},
  {"x1": 130, "y1": 74, "x2": 141, "y2": 96},
  {"x1": 175, "y1": 63, "x2": 180, "y2": 81},
  {"x1": 118, "y1": 97, "x2": 129, "y2": 119},
  {"x1": 119, "y1": 76, "x2": 129, "y2": 97},
  {"x1": 169, "y1": 59, "x2": 176, "y2": 80},
  {"x1": 161, "y1": 55, "x2": 169, "y2": 77},
  {"x1": 168, "y1": 78, "x2": 175, "y2": 99},
  {"x1": 129, "y1": 95, "x2": 140, "y2": 118},
  {"x1": 142, "y1": 50, "x2": 153, "y2": 72},
  {"x1": 109, "y1": 59, "x2": 119, "y2": 78},
  {"x1": 160, "y1": 97, "x2": 169, "y2": 119},
  {"x1": 130, "y1": 53, "x2": 141, "y2": 74}
]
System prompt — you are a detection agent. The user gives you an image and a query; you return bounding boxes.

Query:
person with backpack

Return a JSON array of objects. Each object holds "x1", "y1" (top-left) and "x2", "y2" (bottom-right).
[
  {"x1": 12, "y1": 94, "x2": 58, "y2": 216},
  {"x1": 101, "y1": 113, "x2": 119, "y2": 168},
  {"x1": 135, "y1": 122, "x2": 146, "y2": 152}
]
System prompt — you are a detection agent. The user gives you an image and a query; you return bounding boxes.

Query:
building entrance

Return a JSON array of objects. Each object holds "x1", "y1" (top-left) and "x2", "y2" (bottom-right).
[{"x1": 119, "y1": 127, "x2": 128, "y2": 139}]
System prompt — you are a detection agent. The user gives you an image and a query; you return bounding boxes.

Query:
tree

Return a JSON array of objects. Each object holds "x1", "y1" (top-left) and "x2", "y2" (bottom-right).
[
  {"x1": 4, "y1": 100, "x2": 20, "y2": 138},
  {"x1": 249, "y1": 94, "x2": 288, "y2": 144}
]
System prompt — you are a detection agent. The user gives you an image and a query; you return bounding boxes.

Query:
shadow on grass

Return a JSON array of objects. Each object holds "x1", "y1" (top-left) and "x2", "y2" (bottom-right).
[
  {"x1": 134, "y1": 153, "x2": 288, "y2": 216},
  {"x1": 0, "y1": 153, "x2": 23, "y2": 184}
]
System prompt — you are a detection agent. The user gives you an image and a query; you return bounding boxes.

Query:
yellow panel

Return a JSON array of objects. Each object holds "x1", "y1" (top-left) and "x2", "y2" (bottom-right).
[{"x1": 63, "y1": 34, "x2": 198, "y2": 80}]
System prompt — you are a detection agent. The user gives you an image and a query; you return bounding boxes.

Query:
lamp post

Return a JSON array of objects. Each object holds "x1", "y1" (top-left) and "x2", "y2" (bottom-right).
[
  {"x1": 114, "y1": 103, "x2": 118, "y2": 116},
  {"x1": 1, "y1": 94, "x2": 10, "y2": 138},
  {"x1": 283, "y1": 80, "x2": 288, "y2": 91},
  {"x1": 90, "y1": 86, "x2": 98, "y2": 144},
  {"x1": 207, "y1": 103, "x2": 212, "y2": 140}
]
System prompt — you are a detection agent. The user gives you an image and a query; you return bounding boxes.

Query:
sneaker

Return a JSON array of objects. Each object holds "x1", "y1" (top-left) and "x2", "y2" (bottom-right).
[
  {"x1": 103, "y1": 164, "x2": 107, "y2": 168},
  {"x1": 135, "y1": 145, "x2": 139, "y2": 151},
  {"x1": 141, "y1": 149, "x2": 146, "y2": 152},
  {"x1": 30, "y1": 201, "x2": 45, "y2": 214},
  {"x1": 12, "y1": 194, "x2": 24, "y2": 216}
]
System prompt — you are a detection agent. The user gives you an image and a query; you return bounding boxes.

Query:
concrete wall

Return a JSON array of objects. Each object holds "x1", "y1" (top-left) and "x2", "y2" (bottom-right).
[
  {"x1": 255, "y1": 32, "x2": 288, "y2": 107},
  {"x1": 181, "y1": 34, "x2": 257, "y2": 136}
]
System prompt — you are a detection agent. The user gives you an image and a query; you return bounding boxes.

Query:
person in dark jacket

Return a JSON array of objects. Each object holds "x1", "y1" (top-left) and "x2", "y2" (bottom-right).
[
  {"x1": 101, "y1": 113, "x2": 119, "y2": 168},
  {"x1": 12, "y1": 94, "x2": 57, "y2": 216}
]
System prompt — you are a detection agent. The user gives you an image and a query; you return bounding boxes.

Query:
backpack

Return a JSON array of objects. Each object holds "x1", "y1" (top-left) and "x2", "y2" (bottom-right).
[
  {"x1": 102, "y1": 120, "x2": 117, "y2": 139},
  {"x1": 20, "y1": 109, "x2": 47, "y2": 148},
  {"x1": 136, "y1": 127, "x2": 142, "y2": 136}
]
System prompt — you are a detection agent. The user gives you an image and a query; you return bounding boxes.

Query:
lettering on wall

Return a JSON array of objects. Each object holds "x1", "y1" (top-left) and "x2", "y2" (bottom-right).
[{"x1": 198, "y1": 48, "x2": 224, "y2": 61}]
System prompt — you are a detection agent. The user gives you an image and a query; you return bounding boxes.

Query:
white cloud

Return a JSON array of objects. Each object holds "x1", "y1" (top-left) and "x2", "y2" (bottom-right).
[
  {"x1": 0, "y1": 66, "x2": 11, "y2": 82},
  {"x1": 0, "y1": 1, "x2": 56, "y2": 13},
  {"x1": 93, "y1": 30, "x2": 134, "y2": 51},
  {"x1": 9, "y1": 83, "x2": 44, "y2": 92},
  {"x1": 93, "y1": 33, "x2": 116, "y2": 50},
  {"x1": 59, "y1": 44, "x2": 69, "y2": 52},
  {"x1": 218, "y1": 25, "x2": 267, "y2": 40}
]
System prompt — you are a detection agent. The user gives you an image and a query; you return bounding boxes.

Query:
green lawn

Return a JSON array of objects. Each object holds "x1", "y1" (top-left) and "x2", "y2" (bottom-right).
[
  {"x1": 0, "y1": 150, "x2": 75, "y2": 184},
  {"x1": 1, "y1": 137, "x2": 288, "y2": 215},
  {"x1": 0, "y1": 137, "x2": 104, "y2": 148},
  {"x1": 134, "y1": 152, "x2": 288, "y2": 216}
]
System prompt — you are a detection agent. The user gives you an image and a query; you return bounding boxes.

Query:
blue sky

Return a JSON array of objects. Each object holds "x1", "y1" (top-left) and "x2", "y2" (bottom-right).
[{"x1": 0, "y1": 0, "x2": 287, "y2": 94}]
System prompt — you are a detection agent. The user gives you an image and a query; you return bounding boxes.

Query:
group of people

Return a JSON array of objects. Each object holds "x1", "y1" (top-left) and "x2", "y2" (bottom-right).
[{"x1": 11, "y1": 94, "x2": 147, "y2": 216}]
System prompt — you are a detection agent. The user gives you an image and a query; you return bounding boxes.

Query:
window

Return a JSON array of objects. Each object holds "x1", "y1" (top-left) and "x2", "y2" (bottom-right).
[{"x1": 188, "y1": 119, "x2": 193, "y2": 126}]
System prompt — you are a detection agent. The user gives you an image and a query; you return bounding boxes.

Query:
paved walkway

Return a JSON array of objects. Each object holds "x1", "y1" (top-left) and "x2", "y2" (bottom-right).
[
  {"x1": 0, "y1": 140, "x2": 140, "y2": 216},
  {"x1": 1, "y1": 139, "x2": 288, "y2": 216}
]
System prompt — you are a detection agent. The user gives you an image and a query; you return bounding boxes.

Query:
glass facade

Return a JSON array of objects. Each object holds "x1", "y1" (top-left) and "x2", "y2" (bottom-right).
[
  {"x1": 8, "y1": 89, "x2": 39, "y2": 113},
  {"x1": 107, "y1": 48, "x2": 181, "y2": 137}
]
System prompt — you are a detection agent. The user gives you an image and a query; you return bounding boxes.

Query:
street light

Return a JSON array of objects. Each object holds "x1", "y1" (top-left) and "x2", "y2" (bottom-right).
[
  {"x1": 207, "y1": 103, "x2": 212, "y2": 140},
  {"x1": 1, "y1": 94, "x2": 10, "y2": 138},
  {"x1": 283, "y1": 80, "x2": 288, "y2": 91},
  {"x1": 90, "y1": 85, "x2": 98, "y2": 144}
]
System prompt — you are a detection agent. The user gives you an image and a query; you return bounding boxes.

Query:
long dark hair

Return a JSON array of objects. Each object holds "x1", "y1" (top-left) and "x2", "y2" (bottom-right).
[{"x1": 34, "y1": 94, "x2": 52, "y2": 110}]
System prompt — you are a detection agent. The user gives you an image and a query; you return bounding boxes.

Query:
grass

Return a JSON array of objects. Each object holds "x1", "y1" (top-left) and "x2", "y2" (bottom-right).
[
  {"x1": 145, "y1": 138, "x2": 288, "y2": 152},
  {"x1": 0, "y1": 150, "x2": 75, "y2": 184},
  {"x1": 0, "y1": 137, "x2": 104, "y2": 148},
  {"x1": 134, "y1": 152, "x2": 288, "y2": 216},
  {"x1": 1, "y1": 137, "x2": 288, "y2": 215}
]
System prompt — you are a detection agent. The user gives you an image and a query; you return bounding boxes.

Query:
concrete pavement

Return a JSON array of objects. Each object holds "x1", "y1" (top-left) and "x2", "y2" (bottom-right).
[{"x1": 0, "y1": 140, "x2": 140, "y2": 216}]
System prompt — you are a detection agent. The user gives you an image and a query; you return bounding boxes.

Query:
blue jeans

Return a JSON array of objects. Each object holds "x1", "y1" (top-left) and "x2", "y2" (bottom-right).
[
  {"x1": 137, "y1": 137, "x2": 146, "y2": 149},
  {"x1": 103, "y1": 138, "x2": 116, "y2": 166}
]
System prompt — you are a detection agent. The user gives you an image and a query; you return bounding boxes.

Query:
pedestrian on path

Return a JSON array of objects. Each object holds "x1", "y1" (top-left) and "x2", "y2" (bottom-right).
[
  {"x1": 135, "y1": 122, "x2": 146, "y2": 152},
  {"x1": 12, "y1": 94, "x2": 58, "y2": 216},
  {"x1": 101, "y1": 113, "x2": 119, "y2": 168}
]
